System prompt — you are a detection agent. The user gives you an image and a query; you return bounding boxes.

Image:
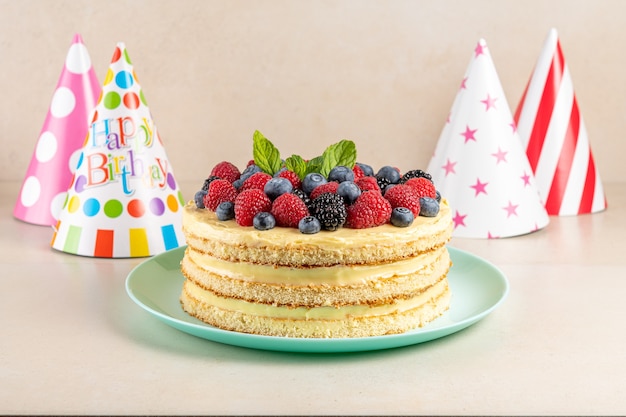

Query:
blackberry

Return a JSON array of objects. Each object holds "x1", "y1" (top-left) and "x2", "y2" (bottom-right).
[
  {"x1": 309, "y1": 192, "x2": 347, "y2": 231},
  {"x1": 400, "y1": 169, "x2": 432, "y2": 184},
  {"x1": 291, "y1": 188, "x2": 312, "y2": 208},
  {"x1": 376, "y1": 176, "x2": 391, "y2": 192},
  {"x1": 201, "y1": 175, "x2": 221, "y2": 191}
]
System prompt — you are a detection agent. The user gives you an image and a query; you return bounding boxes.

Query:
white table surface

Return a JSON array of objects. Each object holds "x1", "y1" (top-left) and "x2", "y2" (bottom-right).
[{"x1": 1, "y1": 180, "x2": 625, "y2": 415}]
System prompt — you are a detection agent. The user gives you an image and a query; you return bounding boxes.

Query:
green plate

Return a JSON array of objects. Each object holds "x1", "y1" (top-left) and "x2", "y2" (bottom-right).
[{"x1": 126, "y1": 246, "x2": 508, "y2": 353}]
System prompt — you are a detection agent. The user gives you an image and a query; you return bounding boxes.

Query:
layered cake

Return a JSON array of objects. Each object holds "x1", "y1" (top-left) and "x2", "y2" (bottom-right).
[{"x1": 180, "y1": 132, "x2": 453, "y2": 338}]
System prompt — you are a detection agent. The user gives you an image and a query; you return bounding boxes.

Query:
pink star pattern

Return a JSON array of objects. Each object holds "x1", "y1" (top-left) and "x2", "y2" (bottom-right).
[
  {"x1": 460, "y1": 77, "x2": 468, "y2": 90},
  {"x1": 474, "y1": 42, "x2": 486, "y2": 57},
  {"x1": 521, "y1": 171, "x2": 531, "y2": 187},
  {"x1": 442, "y1": 158, "x2": 457, "y2": 176},
  {"x1": 503, "y1": 200, "x2": 519, "y2": 218},
  {"x1": 509, "y1": 121, "x2": 517, "y2": 133},
  {"x1": 480, "y1": 93, "x2": 497, "y2": 111},
  {"x1": 487, "y1": 231, "x2": 499, "y2": 239},
  {"x1": 460, "y1": 125, "x2": 477, "y2": 143},
  {"x1": 470, "y1": 178, "x2": 488, "y2": 196},
  {"x1": 452, "y1": 210, "x2": 467, "y2": 228},
  {"x1": 491, "y1": 146, "x2": 508, "y2": 164}
]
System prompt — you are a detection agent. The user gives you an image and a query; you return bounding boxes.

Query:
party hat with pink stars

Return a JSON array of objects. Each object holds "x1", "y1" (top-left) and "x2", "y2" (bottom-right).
[
  {"x1": 51, "y1": 42, "x2": 185, "y2": 257},
  {"x1": 427, "y1": 38, "x2": 549, "y2": 238},
  {"x1": 14, "y1": 34, "x2": 101, "y2": 226},
  {"x1": 514, "y1": 28, "x2": 606, "y2": 216}
]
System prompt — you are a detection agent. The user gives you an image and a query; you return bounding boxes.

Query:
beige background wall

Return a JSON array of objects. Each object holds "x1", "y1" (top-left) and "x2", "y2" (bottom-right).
[{"x1": 1, "y1": 0, "x2": 623, "y2": 198}]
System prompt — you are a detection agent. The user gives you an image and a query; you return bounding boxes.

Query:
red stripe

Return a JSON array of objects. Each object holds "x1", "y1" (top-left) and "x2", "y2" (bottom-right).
[
  {"x1": 544, "y1": 96, "x2": 580, "y2": 214},
  {"x1": 526, "y1": 41, "x2": 565, "y2": 172},
  {"x1": 513, "y1": 81, "x2": 529, "y2": 125},
  {"x1": 94, "y1": 229, "x2": 114, "y2": 257},
  {"x1": 578, "y1": 143, "x2": 596, "y2": 214}
]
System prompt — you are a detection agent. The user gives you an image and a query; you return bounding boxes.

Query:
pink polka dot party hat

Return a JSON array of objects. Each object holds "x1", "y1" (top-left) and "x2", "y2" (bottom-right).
[
  {"x1": 51, "y1": 42, "x2": 185, "y2": 257},
  {"x1": 14, "y1": 34, "x2": 101, "y2": 226},
  {"x1": 427, "y1": 38, "x2": 549, "y2": 238}
]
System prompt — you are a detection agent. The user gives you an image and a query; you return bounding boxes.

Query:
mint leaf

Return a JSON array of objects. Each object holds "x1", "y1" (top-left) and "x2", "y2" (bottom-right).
[
  {"x1": 319, "y1": 140, "x2": 356, "y2": 177},
  {"x1": 252, "y1": 130, "x2": 282, "y2": 175},
  {"x1": 305, "y1": 155, "x2": 325, "y2": 176},
  {"x1": 285, "y1": 155, "x2": 307, "y2": 179}
]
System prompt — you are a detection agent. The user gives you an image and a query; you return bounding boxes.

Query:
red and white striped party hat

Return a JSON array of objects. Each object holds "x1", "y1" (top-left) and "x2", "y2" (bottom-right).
[
  {"x1": 514, "y1": 28, "x2": 606, "y2": 216},
  {"x1": 51, "y1": 42, "x2": 185, "y2": 257},
  {"x1": 427, "y1": 39, "x2": 549, "y2": 238},
  {"x1": 14, "y1": 34, "x2": 101, "y2": 226}
]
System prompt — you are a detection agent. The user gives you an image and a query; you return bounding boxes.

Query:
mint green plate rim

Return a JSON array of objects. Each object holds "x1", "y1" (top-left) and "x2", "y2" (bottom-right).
[{"x1": 125, "y1": 246, "x2": 508, "y2": 353}]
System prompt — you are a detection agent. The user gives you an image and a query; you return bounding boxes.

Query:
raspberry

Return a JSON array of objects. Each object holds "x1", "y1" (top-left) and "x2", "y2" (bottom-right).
[
  {"x1": 345, "y1": 191, "x2": 392, "y2": 229},
  {"x1": 355, "y1": 176, "x2": 380, "y2": 193},
  {"x1": 309, "y1": 181, "x2": 339, "y2": 200},
  {"x1": 203, "y1": 179, "x2": 238, "y2": 211},
  {"x1": 234, "y1": 189, "x2": 272, "y2": 226},
  {"x1": 384, "y1": 184, "x2": 421, "y2": 217},
  {"x1": 240, "y1": 172, "x2": 272, "y2": 192},
  {"x1": 210, "y1": 161, "x2": 241, "y2": 183},
  {"x1": 352, "y1": 164, "x2": 366, "y2": 181},
  {"x1": 277, "y1": 170, "x2": 302, "y2": 190},
  {"x1": 405, "y1": 177, "x2": 437, "y2": 199},
  {"x1": 271, "y1": 193, "x2": 310, "y2": 228}
]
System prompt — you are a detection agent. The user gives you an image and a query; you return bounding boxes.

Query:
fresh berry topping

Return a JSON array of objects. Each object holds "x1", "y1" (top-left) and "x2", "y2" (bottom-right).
[
  {"x1": 337, "y1": 181, "x2": 361, "y2": 205},
  {"x1": 253, "y1": 212, "x2": 276, "y2": 230},
  {"x1": 291, "y1": 188, "x2": 312, "y2": 208},
  {"x1": 240, "y1": 163, "x2": 263, "y2": 181},
  {"x1": 194, "y1": 190, "x2": 208, "y2": 208},
  {"x1": 216, "y1": 201, "x2": 235, "y2": 221},
  {"x1": 308, "y1": 192, "x2": 347, "y2": 231},
  {"x1": 345, "y1": 191, "x2": 392, "y2": 229},
  {"x1": 240, "y1": 172, "x2": 272, "y2": 192},
  {"x1": 302, "y1": 173, "x2": 328, "y2": 195},
  {"x1": 352, "y1": 164, "x2": 366, "y2": 181},
  {"x1": 264, "y1": 177, "x2": 294, "y2": 201},
  {"x1": 376, "y1": 165, "x2": 401, "y2": 184},
  {"x1": 210, "y1": 161, "x2": 241, "y2": 183},
  {"x1": 201, "y1": 175, "x2": 220, "y2": 191},
  {"x1": 298, "y1": 216, "x2": 322, "y2": 234},
  {"x1": 277, "y1": 169, "x2": 302, "y2": 190},
  {"x1": 390, "y1": 207, "x2": 414, "y2": 227},
  {"x1": 419, "y1": 197, "x2": 440, "y2": 217},
  {"x1": 309, "y1": 181, "x2": 339, "y2": 200},
  {"x1": 328, "y1": 165, "x2": 355, "y2": 183},
  {"x1": 203, "y1": 179, "x2": 238, "y2": 211},
  {"x1": 356, "y1": 162, "x2": 374, "y2": 177},
  {"x1": 400, "y1": 169, "x2": 432, "y2": 184},
  {"x1": 384, "y1": 184, "x2": 421, "y2": 217},
  {"x1": 405, "y1": 177, "x2": 437, "y2": 199},
  {"x1": 271, "y1": 193, "x2": 310, "y2": 228},
  {"x1": 234, "y1": 189, "x2": 272, "y2": 226},
  {"x1": 435, "y1": 190, "x2": 441, "y2": 203},
  {"x1": 355, "y1": 176, "x2": 380, "y2": 193},
  {"x1": 376, "y1": 176, "x2": 391, "y2": 192}
]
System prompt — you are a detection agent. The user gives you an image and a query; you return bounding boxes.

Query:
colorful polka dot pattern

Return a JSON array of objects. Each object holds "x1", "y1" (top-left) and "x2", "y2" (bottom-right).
[
  {"x1": 14, "y1": 34, "x2": 101, "y2": 226},
  {"x1": 51, "y1": 42, "x2": 185, "y2": 258}
]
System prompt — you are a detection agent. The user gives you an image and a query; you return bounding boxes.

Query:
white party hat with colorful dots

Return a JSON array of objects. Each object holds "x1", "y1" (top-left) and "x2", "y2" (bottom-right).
[
  {"x1": 427, "y1": 38, "x2": 549, "y2": 238},
  {"x1": 51, "y1": 42, "x2": 185, "y2": 257},
  {"x1": 514, "y1": 28, "x2": 606, "y2": 216},
  {"x1": 14, "y1": 34, "x2": 101, "y2": 226}
]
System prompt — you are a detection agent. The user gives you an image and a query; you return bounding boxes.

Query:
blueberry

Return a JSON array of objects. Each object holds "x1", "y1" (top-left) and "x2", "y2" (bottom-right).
[
  {"x1": 356, "y1": 162, "x2": 374, "y2": 177},
  {"x1": 376, "y1": 165, "x2": 401, "y2": 184},
  {"x1": 435, "y1": 190, "x2": 441, "y2": 203},
  {"x1": 194, "y1": 190, "x2": 208, "y2": 208},
  {"x1": 390, "y1": 207, "x2": 414, "y2": 227},
  {"x1": 328, "y1": 165, "x2": 355, "y2": 183},
  {"x1": 382, "y1": 183, "x2": 396, "y2": 196},
  {"x1": 253, "y1": 212, "x2": 276, "y2": 230},
  {"x1": 264, "y1": 177, "x2": 293, "y2": 200},
  {"x1": 241, "y1": 164, "x2": 262, "y2": 179},
  {"x1": 419, "y1": 197, "x2": 440, "y2": 217},
  {"x1": 232, "y1": 178, "x2": 244, "y2": 189},
  {"x1": 298, "y1": 215, "x2": 322, "y2": 234},
  {"x1": 302, "y1": 173, "x2": 327, "y2": 195},
  {"x1": 216, "y1": 201, "x2": 235, "y2": 221},
  {"x1": 337, "y1": 181, "x2": 361, "y2": 205}
]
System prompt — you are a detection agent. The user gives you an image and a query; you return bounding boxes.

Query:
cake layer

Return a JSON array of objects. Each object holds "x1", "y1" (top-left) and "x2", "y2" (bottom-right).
[
  {"x1": 181, "y1": 245, "x2": 451, "y2": 306},
  {"x1": 180, "y1": 278, "x2": 451, "y2": 338},
  {"x1": 182, "y1": 199, "x2": 453, "y2": 267}
]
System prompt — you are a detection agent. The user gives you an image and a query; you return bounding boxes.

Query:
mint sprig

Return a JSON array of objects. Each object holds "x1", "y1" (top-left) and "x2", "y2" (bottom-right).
[
  {"x1": 253, "y1": 130, "x2": 282, "y2": 175},
  {"x1": 319, "y1": 140, "x2": 356, "y2": 178}
]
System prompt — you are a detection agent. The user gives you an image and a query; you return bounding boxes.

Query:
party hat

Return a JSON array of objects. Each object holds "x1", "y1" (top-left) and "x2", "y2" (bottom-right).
[
  {"x1": 51, "y1": 42, "x2": 185, "y2": 257},
  {"x1": 514, "y1": 28, "x2": 606, "y2": 216},
  {"x1": 427, "y1": 39, "x2": 549, "y2": 238},
  {"x1": 14, "y1": 34, "x2": 101, "y2": 226}
]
